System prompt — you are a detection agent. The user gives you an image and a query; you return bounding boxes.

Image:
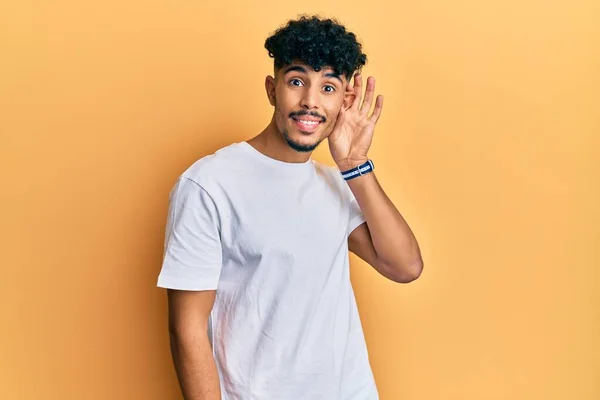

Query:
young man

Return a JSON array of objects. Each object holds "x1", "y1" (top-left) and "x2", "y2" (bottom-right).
[{"x1": 157, "y1": 15, "x2": 423, "y2": 400}]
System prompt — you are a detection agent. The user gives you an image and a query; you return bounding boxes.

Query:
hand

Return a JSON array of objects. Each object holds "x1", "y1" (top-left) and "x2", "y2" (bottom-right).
[{"x1": 328, "y1": 74, "x2": 383, "y2": 171}]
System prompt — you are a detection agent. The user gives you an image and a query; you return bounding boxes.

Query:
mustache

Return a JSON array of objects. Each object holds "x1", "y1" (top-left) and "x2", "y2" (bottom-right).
[{"x1": 289, "y1": 110, "x2": 326, "y2": 122}]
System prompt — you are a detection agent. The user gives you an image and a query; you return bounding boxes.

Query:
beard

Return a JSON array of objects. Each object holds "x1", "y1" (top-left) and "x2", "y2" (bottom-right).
[
  {"x1": 281, "y1": 127, "x2": 324, "y2": 153},
  {"x1": 275, "y1": 99, "x2": 327, "y2": 153}
]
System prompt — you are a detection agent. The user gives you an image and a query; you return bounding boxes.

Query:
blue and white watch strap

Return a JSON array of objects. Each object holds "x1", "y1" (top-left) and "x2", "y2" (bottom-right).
[{"x1": 341, "y1": 160, "x2": 375, "y2": 181}]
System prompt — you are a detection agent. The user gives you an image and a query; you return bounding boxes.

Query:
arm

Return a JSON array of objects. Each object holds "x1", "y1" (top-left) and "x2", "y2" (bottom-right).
[
  {"x1": 167, "y1": 289, "x2": 221, "y2": 400},
  {"x1": 328, "y1": 73, "x2": 423, "y2": 283},
  {"x1": 345, "y1": 171, "x2": 423, "y2": 283}
]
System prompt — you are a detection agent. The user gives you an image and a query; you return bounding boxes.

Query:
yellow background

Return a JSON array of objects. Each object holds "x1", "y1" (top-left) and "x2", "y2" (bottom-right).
[{"x1": 1, "y1": 1, "x2": 598, "y2": 399}]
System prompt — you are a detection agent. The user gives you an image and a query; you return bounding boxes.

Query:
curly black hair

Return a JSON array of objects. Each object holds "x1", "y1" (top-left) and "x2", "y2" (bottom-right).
[{"x1": 264, "y1": 15, "x2": 367, "y2": 80}]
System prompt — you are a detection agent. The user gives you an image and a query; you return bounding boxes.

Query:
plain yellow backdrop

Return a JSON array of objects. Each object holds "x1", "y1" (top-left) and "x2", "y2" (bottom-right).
[{"x1": 1, "y1": 1, "x2": 598, "y2": 399}]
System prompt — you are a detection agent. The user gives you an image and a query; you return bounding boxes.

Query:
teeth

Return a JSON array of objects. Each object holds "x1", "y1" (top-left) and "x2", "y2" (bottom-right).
[{"x1": 297, "y1": 120, "x2": 319, "y2": 125}]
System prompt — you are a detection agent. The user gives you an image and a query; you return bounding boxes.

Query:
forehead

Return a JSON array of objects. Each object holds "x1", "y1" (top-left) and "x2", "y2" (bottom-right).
[{"x1": 279, "y1": 63, "x2": 346, "y2": 83}]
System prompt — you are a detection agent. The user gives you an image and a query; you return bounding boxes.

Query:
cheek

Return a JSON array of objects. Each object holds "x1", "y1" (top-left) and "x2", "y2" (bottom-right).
[
  {"x1": 274, "y1": 93, "x2": 298, "y2": 119},
  {"x1": 319, "y1": 116, "x2": 336, "y2": 137},
  {"x1": 273, "y1": 100, "x2": 292, "y2": 131},
  {"x1": 274, "y1": 102, "x2": 287, "y2": 121},
  {"x1": 325, "y1": 102, "x2": 343, "y2": 123},
  {"x1": 321, "y1": 103, "x2": 343, "y2": 133}
]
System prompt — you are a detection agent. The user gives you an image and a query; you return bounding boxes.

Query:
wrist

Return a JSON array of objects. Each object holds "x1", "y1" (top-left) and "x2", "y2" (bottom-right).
[
  {"x1": 339, "y1": 159, "x2": 375, "y2": 181},
  {"x1": 336, "y1": 158, "x2": 369, "y2": 172}
]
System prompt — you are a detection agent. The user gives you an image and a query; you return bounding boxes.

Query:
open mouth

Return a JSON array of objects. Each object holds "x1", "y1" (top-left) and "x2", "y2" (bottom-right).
[{"x1": 291, "y1": 117, "x2": 322, "y2": 133}]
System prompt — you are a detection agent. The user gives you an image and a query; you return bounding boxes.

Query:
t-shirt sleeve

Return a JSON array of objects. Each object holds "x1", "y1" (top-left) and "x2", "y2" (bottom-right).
[
  {"x1": 157, "y1": 176, "x2": 223, "y2": 291},
  {"x1": 344, "y1": 178, "x2": 366, "y2": 236}
]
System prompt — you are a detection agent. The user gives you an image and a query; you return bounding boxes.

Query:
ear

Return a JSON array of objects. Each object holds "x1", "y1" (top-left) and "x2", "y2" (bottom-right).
[
  {"x1": 265, "y1": 76, "x2": 276, "y2": 106},
  {"x1": 342, "y1": 83, "x2": 356, "y2": 110}
]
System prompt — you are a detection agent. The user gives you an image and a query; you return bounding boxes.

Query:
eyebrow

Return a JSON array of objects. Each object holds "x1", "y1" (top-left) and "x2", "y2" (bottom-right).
[{"x1": 283, "y1": 65, "x2": 343, "y2": 84}]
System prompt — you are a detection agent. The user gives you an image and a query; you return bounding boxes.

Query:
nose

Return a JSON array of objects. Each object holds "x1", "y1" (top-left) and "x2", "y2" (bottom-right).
[{"x1": 300, "y1": 86, "x2": 319, "y2": 110}]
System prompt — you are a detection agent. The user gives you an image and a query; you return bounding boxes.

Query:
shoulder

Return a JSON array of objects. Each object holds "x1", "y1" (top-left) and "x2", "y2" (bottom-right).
[{"x1": 179, "y1": 142, "x2": 245, "y2": 188}]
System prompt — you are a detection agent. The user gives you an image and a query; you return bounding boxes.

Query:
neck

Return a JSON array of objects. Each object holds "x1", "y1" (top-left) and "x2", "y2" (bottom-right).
[{"x1": 247, "y1": 117, "x2": 313, "y2": 164}]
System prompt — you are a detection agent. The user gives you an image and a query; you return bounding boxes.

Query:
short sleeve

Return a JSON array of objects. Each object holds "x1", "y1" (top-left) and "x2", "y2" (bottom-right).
[
  {"x1": 344, "y1": 180, "x2": 366, "y2": 236},
  {"x1": 157, "y1": 176, "x2": 223, "y2": 291}
]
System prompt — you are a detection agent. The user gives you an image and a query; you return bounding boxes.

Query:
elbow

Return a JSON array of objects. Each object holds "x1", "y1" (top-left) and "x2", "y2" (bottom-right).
[
  {"x1": 168, "y1": 323, "x2": 209, "y2": 350},
  {"x1": 168, "y1": 324, "x2": 186, "y2": 344},
  {"x1": 168, "y1": 319, "x2": 208, "y2": 341},
  {"x1": 387, "y1": 259, "x2": 424, "y2": 284}
]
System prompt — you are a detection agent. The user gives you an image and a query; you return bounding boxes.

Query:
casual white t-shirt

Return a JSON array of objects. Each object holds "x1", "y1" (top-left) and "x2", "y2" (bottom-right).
[{"x1": 157, "y1": 141, "x2": 379, "y2": 399}]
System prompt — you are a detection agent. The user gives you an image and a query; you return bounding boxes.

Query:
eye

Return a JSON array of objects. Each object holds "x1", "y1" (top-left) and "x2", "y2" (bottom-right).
[
  {"x1": 289, "y1": 78, "x2": 303, "y2": 87},
  {"x1": 323, "y1": 85, "x2": 336, "y2": 93}
]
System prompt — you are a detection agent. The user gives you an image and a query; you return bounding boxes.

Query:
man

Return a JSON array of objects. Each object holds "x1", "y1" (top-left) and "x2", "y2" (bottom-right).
[{"x1": 157, "y1": 15, "x2": 423, "y2": 400}]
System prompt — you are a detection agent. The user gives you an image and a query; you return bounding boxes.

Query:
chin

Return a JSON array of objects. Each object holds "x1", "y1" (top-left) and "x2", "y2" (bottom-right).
[{"x1": 283, "y1": 129, "x2": 323, "y2": 153}]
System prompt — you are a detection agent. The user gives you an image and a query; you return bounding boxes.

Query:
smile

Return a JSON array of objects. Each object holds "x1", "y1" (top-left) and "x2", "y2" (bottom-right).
[{"x1": 292, "y1": 117, "x2": 322, "y2": 133}]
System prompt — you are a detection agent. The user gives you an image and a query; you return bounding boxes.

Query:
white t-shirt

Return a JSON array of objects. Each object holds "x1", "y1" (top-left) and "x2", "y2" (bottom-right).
[{"x1": 157, "y1": 141, "x2": 379, "y2": 399}]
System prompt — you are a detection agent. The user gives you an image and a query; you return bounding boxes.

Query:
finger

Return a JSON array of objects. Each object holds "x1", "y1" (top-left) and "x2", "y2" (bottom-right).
[
  {"x1": 369, "y1": 95, "x2": 384, "y2": 123},
  {"x1": 351, "y1": 73, "x2": 362, "y2": 110},
  {"x1": 360, "y1": 77, "x2": 375, "y2": 114}
]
